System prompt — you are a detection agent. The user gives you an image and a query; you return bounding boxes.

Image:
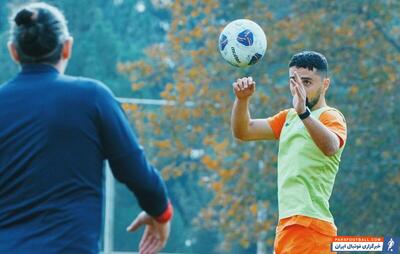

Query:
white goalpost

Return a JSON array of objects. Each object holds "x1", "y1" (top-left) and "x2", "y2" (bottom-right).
[{"x1": 103, "y1": 98, "x2": 183, "y2": 254}]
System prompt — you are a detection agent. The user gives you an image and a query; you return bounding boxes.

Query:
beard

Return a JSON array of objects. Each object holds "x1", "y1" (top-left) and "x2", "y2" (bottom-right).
[{"x1": 306, "y1": 94, "x2": 320, "y2": 110}]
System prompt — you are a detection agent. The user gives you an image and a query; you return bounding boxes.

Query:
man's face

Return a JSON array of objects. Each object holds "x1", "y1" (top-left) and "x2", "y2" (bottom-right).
[{"x1": 289, "y1": 67, "x2": 326, "y2": 109}]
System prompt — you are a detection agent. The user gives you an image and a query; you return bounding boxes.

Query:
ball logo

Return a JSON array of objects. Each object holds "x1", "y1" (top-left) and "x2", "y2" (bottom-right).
[
  {"x1": 249, "y1": 53, "x2": 262, "y2": 65},
  {"x1": 231, "y1": 47, "x2": 241, "y2": 64},
  {"x1": 219, "y1": 34, "x2": 228, "y2": 51},
  {"x1": 237, "y1": 29, "x2": 254, "y2": 46}
]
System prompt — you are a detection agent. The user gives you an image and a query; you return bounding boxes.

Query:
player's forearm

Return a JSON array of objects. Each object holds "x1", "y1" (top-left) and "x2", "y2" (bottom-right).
[
  {"x1": 301, "y1": 116, "x2": 340, "y2": 156},
  {"x1": 130, "y1": 166, "x2": 170, "y2": 218},
  {"x1": 109, "y1": 150, "x2": 171, "y2": 219},
  {"x1": 231, "y1": 98, "x2": 251, "y2": 139}
]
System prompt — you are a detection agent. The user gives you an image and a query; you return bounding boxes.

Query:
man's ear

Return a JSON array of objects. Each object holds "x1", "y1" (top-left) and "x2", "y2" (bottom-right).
[
  {"x1": 8, "y1": 42, "x2": 20, "y2": 63},
  {"x1": 62, "y1": 37, "x2": 73, "y2": 60},
  {"x1": 323, "y1": 78, "x2": 330, "y2": 93}
]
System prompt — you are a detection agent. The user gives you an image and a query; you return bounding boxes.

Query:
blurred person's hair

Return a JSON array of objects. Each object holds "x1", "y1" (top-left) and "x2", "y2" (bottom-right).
[{"x1": 9, "y1": 2, "x2": 70, "y2": 64}]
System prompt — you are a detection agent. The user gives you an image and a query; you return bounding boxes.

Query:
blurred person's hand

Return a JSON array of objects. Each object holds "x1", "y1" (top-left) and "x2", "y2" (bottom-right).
[
  {"x1": 232, "y1": 77, "x2": 256, "y2": 100},
  {"x1": 127, "y1": 211, "x2": 171, "y2": 254}
]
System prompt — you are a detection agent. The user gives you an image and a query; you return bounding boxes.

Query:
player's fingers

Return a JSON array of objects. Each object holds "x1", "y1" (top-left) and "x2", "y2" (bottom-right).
[
  {"x1": 241, "y1": 78, "x2": 247, "y2": 89},
  {"x1": 140, "y1": 235, "x2": 158, "y2": 254},
  {"x1": 139, "y1": 227, "x2": 152, "y2": 248},
  {"x1": 299, "y1": 81, "x2": 306, "y2": 94},
  {"x1": 290, "y1": 77, "x2": 299, "y2": 86},
  {"x1": 242, "y1": 77, "x2": 248, "y2": 89},
  {"x1": 240, "y1": 78, "x2": 244, "y2": 90},
  {"x1": 294, "y1": 71, "x2": 299, "y2": 81},
  {"x1": 293, "y1": 82, "x2": 300, "y2": 97},
  {"x1": 250, "y1": 81, "x2": 256, "y2": 91},
  {"x1": 300, "y1": 85, "x2": 306, "y2": 97},
  {"x1": 294, "y1": 71, "x2": 303, "y2": 84},
  {"x1": 232, "y1": 82, "x2": 239, "y2": 92},
  {"x1": 145, "y1": 240, "x2": 163, "y2": 254},
  {"x1": 140, "y1": 234, "x2": 155, "y2": 253},
  {"x1": 126, "y1": 218, "x2": 142, "y2": 232},
  {"x1": 290, "y1": 79, "x2": 297, "y2": 96},
  {"x1": 159, "y1": 237, "x2": 167, "y2": 249},
  {"x1": 248, "y1": 79, "x2": 255, "y2": 90},
  {"x1": 294, "y1": 84, "x2": 305, "y2": 100},
  {"x1": 127, "y1": 212, "x2": 148, "y2": 232},
  {"x1": 237, "y1": 78, "x2": 243, "y2": 90},
  {"x1": 294, "y1": 84, "x2": 300, "y2": 96},
  {"x1": 293, "y1": 78, "x2": 305, "y2": 96}
]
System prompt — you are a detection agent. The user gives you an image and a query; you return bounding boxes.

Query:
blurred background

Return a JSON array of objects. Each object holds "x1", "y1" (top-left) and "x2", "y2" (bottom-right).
[{"x1": 0, "y1": 0, "x2": 399, "y2": 253}]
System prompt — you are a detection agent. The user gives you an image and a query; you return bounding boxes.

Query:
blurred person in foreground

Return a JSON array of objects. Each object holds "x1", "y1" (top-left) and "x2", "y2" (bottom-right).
[
  {"x1": 0, "y1": 3, "x2": 172, "y2": 254},
  {"x1": 231, "y1": 51, "x2": 347, "y2": 254}
]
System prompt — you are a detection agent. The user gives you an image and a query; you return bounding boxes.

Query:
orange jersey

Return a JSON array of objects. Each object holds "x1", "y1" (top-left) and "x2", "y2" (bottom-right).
[{"x1": 267, "y1": 108, "x2": 347, "y2": 148}]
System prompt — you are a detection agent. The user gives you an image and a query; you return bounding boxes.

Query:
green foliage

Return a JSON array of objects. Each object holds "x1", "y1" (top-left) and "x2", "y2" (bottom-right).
[{"x1": 0, "y1": 0, "x2": 169, "y2": 97}]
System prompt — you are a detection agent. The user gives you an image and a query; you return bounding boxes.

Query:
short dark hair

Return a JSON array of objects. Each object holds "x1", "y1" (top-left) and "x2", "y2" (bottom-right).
[
  {"x1": 9, "y1": 2, "x2": 70, "y2": 64},
  {"x1": 288, "y1": 51, "x2": 328, "y2": 77}
]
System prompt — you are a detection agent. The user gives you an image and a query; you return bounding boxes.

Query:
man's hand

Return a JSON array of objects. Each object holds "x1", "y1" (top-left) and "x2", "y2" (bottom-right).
[
  {"x1": 232, "y1": 77, "x2": 256, "y2": 100},
  {"x1": 290, "y1": 71, "x2": 307, "y2": 114},
  {"x1": 127, "y1": 211, "x2": 171, "y2": 254},
  {"x1": 231, "y1": 76, "x2": 276, "y2": 141}
]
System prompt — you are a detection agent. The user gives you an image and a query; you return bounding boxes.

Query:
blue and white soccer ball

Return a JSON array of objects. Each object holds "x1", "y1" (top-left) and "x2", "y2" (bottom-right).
[{"x1": 219, "y1": 19, "x2": 267, "y2": 67}]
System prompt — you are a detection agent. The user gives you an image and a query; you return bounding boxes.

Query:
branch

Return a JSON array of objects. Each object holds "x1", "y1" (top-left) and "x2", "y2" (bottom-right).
[{"x1": 371, "y1": 19, "x2": 400, "y2": 53}]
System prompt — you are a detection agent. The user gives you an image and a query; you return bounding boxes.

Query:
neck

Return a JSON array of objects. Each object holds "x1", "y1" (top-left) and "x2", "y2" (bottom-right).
[
  {"x1": 53, "y1": 61, "x2": 66, "y2": 74},
  {"x1": 311, "y1": 96, "x2": 327, "y2": 111}
]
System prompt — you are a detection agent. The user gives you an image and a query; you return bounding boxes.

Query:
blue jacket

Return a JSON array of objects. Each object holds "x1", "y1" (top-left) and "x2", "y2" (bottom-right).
[{"x1": 0, "y1": 64, "x2": 169, "y2": 253}]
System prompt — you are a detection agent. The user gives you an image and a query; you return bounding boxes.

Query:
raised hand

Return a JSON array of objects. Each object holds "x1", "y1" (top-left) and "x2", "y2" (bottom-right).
[
  {"x1": 232, "y1": 77, "x2": 256, "y2": 100},
  {"x1": 290, "y1": 71, "x2": 307, "y2": 114}
]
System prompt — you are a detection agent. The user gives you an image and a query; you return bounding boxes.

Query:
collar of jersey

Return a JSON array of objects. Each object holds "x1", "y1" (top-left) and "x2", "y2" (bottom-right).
[{"x1": 20, "y1": 64, "x2": 59, "y2": 75}]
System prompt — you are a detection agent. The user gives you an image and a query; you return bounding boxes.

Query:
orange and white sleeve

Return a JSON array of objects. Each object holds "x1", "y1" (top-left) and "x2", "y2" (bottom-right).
[
  {"x1": 267, "y1": 109, "x2": 289, "y2": 140},
  {"x1": 319, "y1": 110, "x2": 347, "y2": 148}
]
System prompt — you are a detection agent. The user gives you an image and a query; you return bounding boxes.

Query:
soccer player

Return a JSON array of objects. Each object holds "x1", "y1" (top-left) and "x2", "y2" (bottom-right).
[
  {"x1": 231, "y1": 51, "x2": 346, "y2": 253},
  {"x1": 0, "y1": 3, "x2": 172, "y2": 254}
]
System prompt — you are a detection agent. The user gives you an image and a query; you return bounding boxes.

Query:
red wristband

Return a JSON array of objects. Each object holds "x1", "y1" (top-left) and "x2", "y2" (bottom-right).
[{"x1": 155, "y1": 201, "x2": 173, "y2": 224}]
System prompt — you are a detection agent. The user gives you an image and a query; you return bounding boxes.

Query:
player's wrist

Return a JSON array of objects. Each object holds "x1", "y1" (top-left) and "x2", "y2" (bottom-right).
[
  {"x1": 237, "y1": 95, "x2": 252, "y2": 101},
  {"x1": 154, "y1": 201, "x2": 173, "y2": 224},
  {"x1": 298, "y1": 107, "x2": 311, "y2": 120},
  {"x1": 235, "y1": 98, "x2": 250, "y2": 105}
]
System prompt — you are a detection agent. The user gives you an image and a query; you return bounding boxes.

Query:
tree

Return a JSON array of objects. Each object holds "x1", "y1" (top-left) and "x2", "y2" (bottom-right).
[{"x1": 119, "y1": 0, "x2": 399, "y2": 252}]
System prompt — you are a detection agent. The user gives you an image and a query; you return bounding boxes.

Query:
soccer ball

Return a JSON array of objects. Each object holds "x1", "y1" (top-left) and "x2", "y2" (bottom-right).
[{"x1": 218, "y1": 19, "x2": 267, "y2": 67}]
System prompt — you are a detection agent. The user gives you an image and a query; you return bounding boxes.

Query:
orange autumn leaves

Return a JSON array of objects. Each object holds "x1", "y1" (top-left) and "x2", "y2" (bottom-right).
[
  {"x1": 117, "y1": 0, "x2": 278, "y2": 251},
  {"x1": 118, "y1": 0, "x2": 399, "y2": 252}
]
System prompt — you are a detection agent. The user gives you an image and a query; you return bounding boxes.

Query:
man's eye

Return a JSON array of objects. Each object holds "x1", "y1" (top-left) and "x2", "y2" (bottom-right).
[{"x1": 303, "y1": 81, "x2": 311, "y2": 86}]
